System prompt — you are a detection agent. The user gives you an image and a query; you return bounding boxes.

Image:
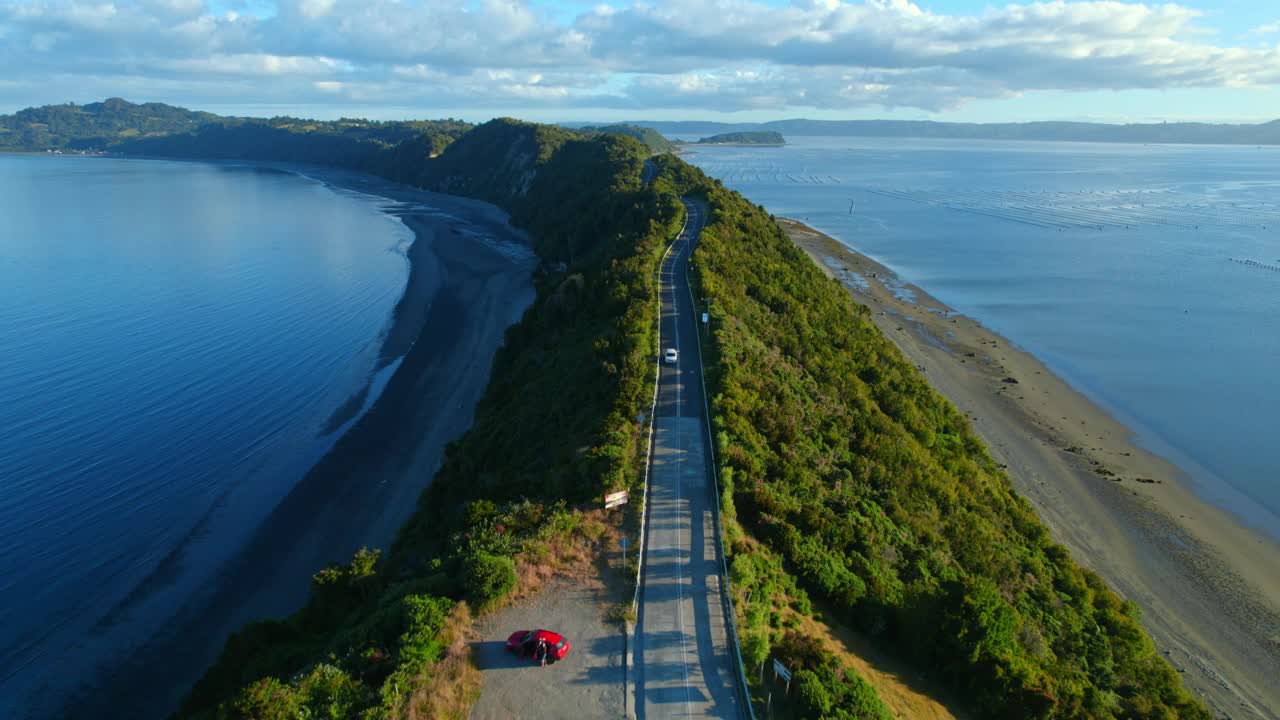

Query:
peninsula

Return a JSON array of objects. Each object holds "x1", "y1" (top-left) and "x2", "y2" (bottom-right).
[{"x1": 5, "y1": 99, "x2": 1228, "y2": 719}]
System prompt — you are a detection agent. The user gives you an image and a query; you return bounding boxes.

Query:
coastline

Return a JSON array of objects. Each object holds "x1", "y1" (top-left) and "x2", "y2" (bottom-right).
[
  {"x1": 781, "y1": 218, "x2": 1280, "y2": 719},
  {"x1": 60, "y1": 166, "x2": 537, "y2": 718}
]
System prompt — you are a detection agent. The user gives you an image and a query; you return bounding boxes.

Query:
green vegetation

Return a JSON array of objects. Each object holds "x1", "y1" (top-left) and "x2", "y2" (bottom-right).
[
  {"x1": 0, "y1": 98, "x2": 217, "y2": 150},
  {"x1": 579, "y1": 123, "x2": 678, "y2": 154},
  {"x1": 119, "y1": 115, "x2": 468, "y2": 170},
  {"x1": 0, "y1": 98, "x2": 470, "y2": 156},
  {"x1": 656, "y1": 155, "x2": 1209, "y2": 718},
  {"x1": 693, "y1": 131, "x2": 785, "y2": 145},
  {"x1": 175, "y1": 118, "x2": 684, "y2": 719}
]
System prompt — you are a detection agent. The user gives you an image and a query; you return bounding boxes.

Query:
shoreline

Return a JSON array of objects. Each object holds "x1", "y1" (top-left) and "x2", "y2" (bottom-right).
[
  {"x1": 781, "y1": 218, "x2": 1280, "y2": 719},
  {"x1": 60, "y1": 165, "x2": 538, "y2": 718}
]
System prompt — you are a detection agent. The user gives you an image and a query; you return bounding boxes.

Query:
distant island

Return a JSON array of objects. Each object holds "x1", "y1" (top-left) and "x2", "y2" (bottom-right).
[
  {"x1": 690, "y1": 131, "x2": 785, "y2": 146},
  {"x1": 625, "y1": 118, "x2": 1280, "y2": 146}
]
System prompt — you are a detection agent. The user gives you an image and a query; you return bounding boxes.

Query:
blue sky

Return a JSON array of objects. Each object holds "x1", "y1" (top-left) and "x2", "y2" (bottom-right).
[{"x1": 2, "y1": 0, "x2": 1278, "y2": 123}]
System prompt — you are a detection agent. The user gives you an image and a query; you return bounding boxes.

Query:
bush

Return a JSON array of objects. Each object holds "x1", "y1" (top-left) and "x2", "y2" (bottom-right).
[
  {"x1": 795, "y1": 669, "x2": 834, "y2": 716},
  {"x1": 224, "y1": 664, "x2": 366, "y2": 720},
  {"x1": 463, "y1": 552, "x2": 516, "y2": 609}
]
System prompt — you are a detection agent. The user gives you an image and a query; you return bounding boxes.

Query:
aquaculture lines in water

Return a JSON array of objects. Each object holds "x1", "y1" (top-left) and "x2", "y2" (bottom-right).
[
  {"x1": 694, "y1": 159, "x2": 841, "y2": 185},
  {"x1": 859, "y1": 188, "x2": 1280, "y2": 231},
  {"x1": 1230, "y1": 258, "x2": 1280, "y2": 273}
]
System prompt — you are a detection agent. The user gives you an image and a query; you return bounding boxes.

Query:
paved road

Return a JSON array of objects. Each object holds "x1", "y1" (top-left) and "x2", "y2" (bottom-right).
[{"x1": 634, "y1": 199, "x2": 744, "y2": 719}]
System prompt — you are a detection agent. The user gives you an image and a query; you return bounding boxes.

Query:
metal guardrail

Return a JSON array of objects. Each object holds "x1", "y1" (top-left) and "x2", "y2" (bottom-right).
[{"x1": 680, "y1": 199, "x2": 758, "y2": 720}]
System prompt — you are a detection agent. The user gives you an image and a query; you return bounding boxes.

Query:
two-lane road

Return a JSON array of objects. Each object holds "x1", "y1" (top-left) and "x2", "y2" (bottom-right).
[{"x1": 634, "y1": 199, "x2": 744, "y2": 719}]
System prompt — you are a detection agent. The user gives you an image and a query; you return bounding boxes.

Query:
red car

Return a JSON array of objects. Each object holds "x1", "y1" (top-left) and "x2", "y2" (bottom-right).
[{"x1": 505, "y1": 629, "x2": 570, "y2": 663}]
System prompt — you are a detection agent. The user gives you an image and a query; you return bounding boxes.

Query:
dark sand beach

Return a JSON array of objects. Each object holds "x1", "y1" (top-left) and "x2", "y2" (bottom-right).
[
  {"x1": 60, "y1": 168, "x2": 537, "y2": 718},
  {"x1": 784, "y1": 219, "x2": 1280, "y2": 719}
]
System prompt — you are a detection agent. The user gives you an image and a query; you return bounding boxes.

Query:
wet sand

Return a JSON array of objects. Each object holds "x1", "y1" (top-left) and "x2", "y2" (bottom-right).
[
  {"x1": 62, "y1": 168, "x2": 537, "y2": 718},
  {"x1": 782, "y1": 219, "x2": 1280, "y2": 720}
]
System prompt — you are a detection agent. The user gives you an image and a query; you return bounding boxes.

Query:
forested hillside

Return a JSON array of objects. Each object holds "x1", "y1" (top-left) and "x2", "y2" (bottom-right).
[
  {"x1": 176, "y1": 119, "x2": 683, "y2": 719},
  {"x1": 576, "y1": 123, "x2": 677, "y2": 153},
  {"x1": 694, "y1": 131, "x2": 786, "y2": 145},
  {"x1": 0, "y1": 98, "x2": 216, "y2": 150},
  {"x1": 657, "y1": 156, "x2": 1208, "y2": 719},
  {"x1": 0, "y1": 98, "x2": 470, "y2": 156},
  {"x1": 119, "y1": 114, "x2": 468, "y2": 169}
]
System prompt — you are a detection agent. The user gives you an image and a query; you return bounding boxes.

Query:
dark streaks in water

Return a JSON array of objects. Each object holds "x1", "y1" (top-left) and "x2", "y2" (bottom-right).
[{"x1": 0, "y1": 156, "x2": 413, "y2": 718}]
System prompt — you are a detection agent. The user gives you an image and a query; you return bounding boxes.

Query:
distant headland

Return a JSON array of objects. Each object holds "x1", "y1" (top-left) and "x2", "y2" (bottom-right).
[
  {"x1": 688, "y1": 131, "x2": 785, "y2": 146},
  {"x1": 615, "y1": 117, "x2": 1280, "y2": 146}
]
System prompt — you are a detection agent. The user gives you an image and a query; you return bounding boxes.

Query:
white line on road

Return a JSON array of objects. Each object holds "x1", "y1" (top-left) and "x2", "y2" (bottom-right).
[{"x1": 673, "y1": 223, "x2": 692, "y2": 718}]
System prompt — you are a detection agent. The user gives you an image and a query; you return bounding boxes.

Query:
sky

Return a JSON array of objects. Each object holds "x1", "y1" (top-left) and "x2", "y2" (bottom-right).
[{"x1": 1, "y1": 0, "x2": 1279, "y2": 124}]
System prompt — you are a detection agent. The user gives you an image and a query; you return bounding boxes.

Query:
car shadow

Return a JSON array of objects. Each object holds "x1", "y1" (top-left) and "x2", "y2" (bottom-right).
[{"x1": 471, "y1": 640, "x2": 531, "y2": 671}]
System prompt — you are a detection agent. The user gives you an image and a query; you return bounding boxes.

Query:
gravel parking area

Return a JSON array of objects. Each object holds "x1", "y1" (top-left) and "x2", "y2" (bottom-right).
[{"x1": 470, "y1": 580, "x2": 625, "y2": 719}]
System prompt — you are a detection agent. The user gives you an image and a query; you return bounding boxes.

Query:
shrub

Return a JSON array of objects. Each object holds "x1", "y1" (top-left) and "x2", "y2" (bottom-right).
[{"x1": 463, "y1": 552, "x2": 516, "y2": 609}]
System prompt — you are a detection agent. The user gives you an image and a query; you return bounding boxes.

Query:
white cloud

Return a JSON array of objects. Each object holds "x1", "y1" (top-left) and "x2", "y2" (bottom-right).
[
  {"x1": 160, "y1": 53, "x2": 345, "y2": 77},
  {"x1": 1253, "y1": 21, "x2": 1280, "y2": 35},
  {"x1": 0, "y1": 0, "x2": 1278, "y2": 115}
]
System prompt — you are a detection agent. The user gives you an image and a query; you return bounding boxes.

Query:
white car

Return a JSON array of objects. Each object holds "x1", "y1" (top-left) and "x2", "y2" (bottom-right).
[{"x1": 664, "y1": 348, "x2": 679, "y2": 364}]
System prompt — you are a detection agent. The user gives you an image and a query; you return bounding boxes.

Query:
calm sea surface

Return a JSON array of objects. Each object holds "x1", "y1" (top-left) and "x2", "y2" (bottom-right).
[
  {"x1": 686, "y1": 137, "x2": 1280, "y2": 536},
  {"x1": 0, "y1": 156, "x2": 412, "y2": 713}
]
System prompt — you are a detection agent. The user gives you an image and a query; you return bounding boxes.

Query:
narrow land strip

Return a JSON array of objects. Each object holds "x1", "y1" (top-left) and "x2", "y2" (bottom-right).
[
  {"x1": 783, "y1": 218, "x2": 1280, "y2": 720},
  {"x1": 635, "y1": 200, "x2": 743, "y2": 719}
]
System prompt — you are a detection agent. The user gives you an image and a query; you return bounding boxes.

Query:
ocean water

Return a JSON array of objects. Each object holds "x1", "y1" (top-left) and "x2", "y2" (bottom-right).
[
  {"x1": 685, "y1": 137, "x2": 1280, "y2": 537},
  {"x1": 0, "y1": 156, "x2": 414, "y2": 713}
]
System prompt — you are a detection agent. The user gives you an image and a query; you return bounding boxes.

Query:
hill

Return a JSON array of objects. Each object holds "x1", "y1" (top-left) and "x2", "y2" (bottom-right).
[
  {"x1": 0, "y1": 98, "x2": 471, "y2": 155},
  {"x1": 627, "y1": 118, "x2": 1280, "y2": 146},
  {"x1": 0, "y1": 98, "x2": 217, "y2": 150},
  {"x1": 693, "y1": 131, "x2": 785, "y2": 145},
  {"x1": 577, "y1": 123, "x2": 677, "y2": 153}
]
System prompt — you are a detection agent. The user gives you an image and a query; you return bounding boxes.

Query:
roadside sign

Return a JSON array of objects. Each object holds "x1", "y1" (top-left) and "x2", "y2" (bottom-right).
[
  {"x1": 772, "y1": 658, "x2": 792, "y2": 683},
  {"x1": 701, "y1": 312, "x2": 709, "y2": 324},
  {"x1": 604, "y1": 490, "x2": 629, "y2": 509}
]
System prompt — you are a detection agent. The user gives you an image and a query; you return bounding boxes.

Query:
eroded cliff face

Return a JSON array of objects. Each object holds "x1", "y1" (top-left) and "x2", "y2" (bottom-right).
[{"x1": 420, "y1": 120, "x2": 544, "y2": 200}]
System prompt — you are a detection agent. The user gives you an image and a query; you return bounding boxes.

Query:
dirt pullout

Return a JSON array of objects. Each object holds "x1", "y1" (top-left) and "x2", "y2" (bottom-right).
[
  {"x1": 471, "y1": 511, "x2": 631, "y2": 720},
  {"x1": 782, "y1": 218, "x2": 1280, "y2": 720},
  {"x1": 470, "y1": 580, "x2": 625, "y2": 720}
]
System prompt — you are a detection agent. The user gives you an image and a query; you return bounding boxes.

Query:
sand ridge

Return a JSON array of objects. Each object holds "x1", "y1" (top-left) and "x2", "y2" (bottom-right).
[{"x1": 782, "y1": 218, "x2": 1280, "y2": 720}]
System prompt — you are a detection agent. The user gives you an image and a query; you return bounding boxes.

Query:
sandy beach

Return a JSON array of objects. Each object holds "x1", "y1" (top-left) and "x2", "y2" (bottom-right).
[
  {"x1": 782, "y1": 219, "x2": 1280, "y2": 720},
  {"x1": 61, "y1": 168, "x2": 537, "y2": 718}
]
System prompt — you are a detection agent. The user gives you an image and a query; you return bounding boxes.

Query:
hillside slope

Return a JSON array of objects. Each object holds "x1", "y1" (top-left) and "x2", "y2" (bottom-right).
[
  {"x1": 174, "y1": 119, "x2": 684, "y2": 720},
  {"x1": 579, "y1": 123, "x2": 678, "y2": 153},
  {"x1": 0, "y1": 98, "x2": 469, "y2": 156},
  {"x1": 658, "y1": 156, "x2": 1209, "y2": 719}
]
